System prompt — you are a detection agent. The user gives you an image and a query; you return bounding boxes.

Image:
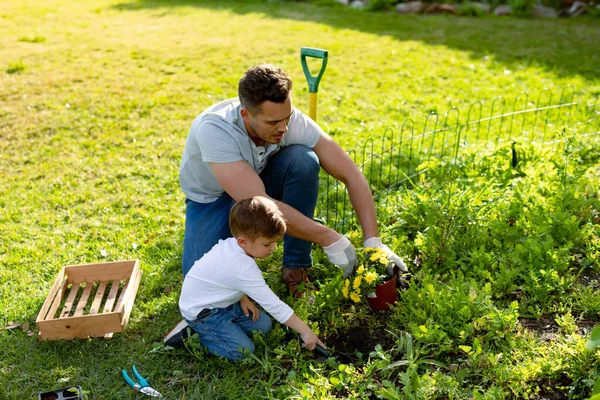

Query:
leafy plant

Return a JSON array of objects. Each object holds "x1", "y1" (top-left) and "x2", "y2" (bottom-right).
[
  {"x1": 6, "y1": 59, "x2": 25, "y2": 74},
  {"x1": 509, "y1": 0, "x2": 536, "y2": 16},
  {"x1": 342, "y1": 247, "x2": 390, "y2": 303},
  {"x1": 585, "y1": 326, "x2": 600, "y2": 400}
]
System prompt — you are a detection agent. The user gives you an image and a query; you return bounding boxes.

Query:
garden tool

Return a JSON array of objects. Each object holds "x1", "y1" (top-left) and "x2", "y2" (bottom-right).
[
  {"x1": 283, "y1": 325, "x2": 331, "y2": 358},
  {"x1": 122, "y1": 365, "x2": 162, "y2": 398},
  {"x1": 300, "y1": 47, "x2": 328, "y2": 121}
]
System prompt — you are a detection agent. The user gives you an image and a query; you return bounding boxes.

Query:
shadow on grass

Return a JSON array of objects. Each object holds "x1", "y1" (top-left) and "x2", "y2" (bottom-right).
[{"x1": 111, "y1": 0, "x2": 600, "y2": 83}]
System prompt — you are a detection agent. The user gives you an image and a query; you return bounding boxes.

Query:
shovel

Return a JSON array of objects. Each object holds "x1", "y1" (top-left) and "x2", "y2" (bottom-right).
[{"x1": 300, "y1": 47, "x2": 328, "y2": 121}]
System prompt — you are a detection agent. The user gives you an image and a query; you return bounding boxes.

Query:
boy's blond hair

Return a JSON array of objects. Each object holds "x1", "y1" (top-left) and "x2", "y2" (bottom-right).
[{"x1": 229, "y1": 196, "x2": 287, "y2": 240}]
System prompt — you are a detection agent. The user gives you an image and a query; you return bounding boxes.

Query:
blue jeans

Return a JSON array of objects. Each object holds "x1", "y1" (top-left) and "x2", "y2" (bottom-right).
[
  {"x1": 181, "y1": 145, "x2": 320, "y2": 276},
  {"x1": 185, "y1": 303, "x2": 272, "y2": 361}
]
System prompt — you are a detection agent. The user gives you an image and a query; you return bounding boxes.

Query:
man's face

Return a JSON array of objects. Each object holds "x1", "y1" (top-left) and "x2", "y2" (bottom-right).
[{"x1": 242, "y1": 96, "x2": 293, "y2": 145}]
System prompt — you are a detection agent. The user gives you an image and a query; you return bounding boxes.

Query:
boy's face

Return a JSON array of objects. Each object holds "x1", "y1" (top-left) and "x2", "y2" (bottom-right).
[{"x1": 238, "y1": 235, "x2": 280, "y2": 259}]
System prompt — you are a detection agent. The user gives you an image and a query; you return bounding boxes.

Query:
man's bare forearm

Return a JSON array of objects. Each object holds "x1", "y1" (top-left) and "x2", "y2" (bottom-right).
[
  {"x1": 344, "y1": 172, "x2": 379, "y2": 241},
  {"x1": 272, "y1": 199, "x2": 340, "y2": 247}
]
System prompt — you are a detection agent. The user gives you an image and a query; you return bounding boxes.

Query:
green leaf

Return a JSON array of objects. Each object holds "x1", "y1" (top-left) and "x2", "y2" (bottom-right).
[
  {"x1": 593, "y1": 377, "x2": 600, "y2": 395},
  {"x1": 458, "y1": 345, "x2": 472, "y2": 354},
  {"x1": 383, "y1": 360, "x2": 409, "y2": 370},
  {"x1": 586, "y1": 325, "x2": 600, "y2": 351}
]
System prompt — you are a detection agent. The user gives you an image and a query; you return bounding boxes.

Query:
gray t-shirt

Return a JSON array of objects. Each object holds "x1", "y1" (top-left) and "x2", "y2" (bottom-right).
[{"x1": 180, "y1": 98, "x2": 323, "y2": 203}]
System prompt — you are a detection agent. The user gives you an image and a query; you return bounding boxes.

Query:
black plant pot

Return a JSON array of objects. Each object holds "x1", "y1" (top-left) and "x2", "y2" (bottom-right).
[{"x1": 38, "y1": 386, "x2": 84, "y2": 400}]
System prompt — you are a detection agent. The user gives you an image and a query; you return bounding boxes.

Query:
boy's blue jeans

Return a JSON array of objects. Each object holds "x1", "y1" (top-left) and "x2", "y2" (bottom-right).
[
  {"x1": 185, "y1": 303, "x2": 272, "y2": 361},
  {"x1": 181, "y1": 145, "x2": 320, "y2": 276}
]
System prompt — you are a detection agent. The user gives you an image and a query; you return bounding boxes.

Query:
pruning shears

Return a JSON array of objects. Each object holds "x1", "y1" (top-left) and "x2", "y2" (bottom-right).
[{"x1": 121, "y1": 365, "x2": 162, "y2": 398}]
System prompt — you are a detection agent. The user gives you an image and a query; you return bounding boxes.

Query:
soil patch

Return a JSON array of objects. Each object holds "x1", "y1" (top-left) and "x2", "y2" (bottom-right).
[
  {"x1": 577, "y1": 269, "x2": 600, "y2": 290},
  {"x1": 519, "y1": 314, "x2": 599, "y2": 340},
  {"x1": 574, "y1": 316, "x2": 598, "y2": 336},
  {"x1": 532, "y1": 375, "x2": 571, "y2": 400},
  {"x1": 325, "y1": 323, "x2": 396, "y2": 363},
  {"x1": 519, "y1": 315, "x2": 559, "y2": 341}
]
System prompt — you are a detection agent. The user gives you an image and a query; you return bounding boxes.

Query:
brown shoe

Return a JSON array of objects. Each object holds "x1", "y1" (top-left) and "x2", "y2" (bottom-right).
[{"x1": 281, "y1": 267, "x2": 314, "y2": 298}]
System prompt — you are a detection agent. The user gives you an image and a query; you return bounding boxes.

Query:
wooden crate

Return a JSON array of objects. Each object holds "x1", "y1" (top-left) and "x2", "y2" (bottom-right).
[{"x1": 36, "y1": 260, "x2": 142, "y2": 341}]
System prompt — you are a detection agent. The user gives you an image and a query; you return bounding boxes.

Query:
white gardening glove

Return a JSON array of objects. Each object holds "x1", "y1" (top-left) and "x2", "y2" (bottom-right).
[
  {"x1": 323, "y1": 235, "x2": 357, "y2": 279},
  {"x1": 364, "y1": 237, "x2": 408, "y2": 276}
]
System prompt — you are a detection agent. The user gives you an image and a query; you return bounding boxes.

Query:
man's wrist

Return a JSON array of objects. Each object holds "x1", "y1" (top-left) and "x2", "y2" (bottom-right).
[
  {"x1": 321, "y1": 229, "x2": 342, "y2": 247},
  {"x1": 364, "y1": 236, "x2": 383, "y2": 248}
]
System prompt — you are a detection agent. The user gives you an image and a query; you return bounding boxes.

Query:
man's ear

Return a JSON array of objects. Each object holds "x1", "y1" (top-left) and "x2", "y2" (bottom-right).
[{"x1": 240, "y1": 107, "x2": 250, "y2": 122}]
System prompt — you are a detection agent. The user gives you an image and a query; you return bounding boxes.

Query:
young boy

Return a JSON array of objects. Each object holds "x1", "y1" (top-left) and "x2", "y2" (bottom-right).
[{"x1": 175, "y1": 196, "x2": 325, "y2": 361}]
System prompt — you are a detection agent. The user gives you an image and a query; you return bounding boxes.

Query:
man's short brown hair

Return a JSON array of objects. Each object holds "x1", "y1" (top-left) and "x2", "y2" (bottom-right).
[
  {"x1": 238, "y1": 64, "x2": 293, "y2": 114},
  {"x1": 229, "y1": 196, "x2": 287, "y2": 240}
]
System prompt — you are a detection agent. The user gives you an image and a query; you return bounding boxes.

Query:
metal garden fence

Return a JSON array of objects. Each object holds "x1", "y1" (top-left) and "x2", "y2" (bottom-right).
[{"x1": 316, "y1": 87, "x2": 600, "y2": 234}]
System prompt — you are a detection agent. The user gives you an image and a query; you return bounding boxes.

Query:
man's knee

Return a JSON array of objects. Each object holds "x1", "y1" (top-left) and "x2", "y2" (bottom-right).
[{"x1": 283, "y1": 145, "x2": 320, "y2": 178}]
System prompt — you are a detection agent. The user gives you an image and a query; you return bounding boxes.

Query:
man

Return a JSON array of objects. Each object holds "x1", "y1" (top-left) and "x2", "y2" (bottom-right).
[{"x1": 164, "y1": 64, "x2": 406, "y2": 347}]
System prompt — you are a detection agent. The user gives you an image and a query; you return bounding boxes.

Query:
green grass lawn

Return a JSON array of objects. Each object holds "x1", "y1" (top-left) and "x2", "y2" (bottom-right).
[{"x1": 1, "y1": 0, "x2": 599, "y2": 398}]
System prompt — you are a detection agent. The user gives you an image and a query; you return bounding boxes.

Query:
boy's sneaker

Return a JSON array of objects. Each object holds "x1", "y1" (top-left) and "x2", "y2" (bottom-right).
[{"x1": 163, "y1": 319, "x2": 190, "y2": 348}]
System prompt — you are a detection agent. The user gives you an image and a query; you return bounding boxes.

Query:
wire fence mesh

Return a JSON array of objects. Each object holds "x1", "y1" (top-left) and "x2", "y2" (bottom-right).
[{"x1": 317, "y1": 87, "x2": 600, "y2": 234}]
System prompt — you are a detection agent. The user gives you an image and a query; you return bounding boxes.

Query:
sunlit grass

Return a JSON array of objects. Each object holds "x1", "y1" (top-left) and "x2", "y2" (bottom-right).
[{"x1": 1, "y1": 0, "x2": 599, "y2": 398}]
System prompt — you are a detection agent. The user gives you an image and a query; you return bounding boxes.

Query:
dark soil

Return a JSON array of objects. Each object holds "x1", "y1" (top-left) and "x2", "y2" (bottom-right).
[
  {"x1": 324, "y1": 323, "x2": 396, "y2": 364},
  {"x1": 519, "y1": 315, "x2": 560, "y2": 341},
  {"x1": 577, "y1": 269, "x2": 600, "y2": 290},
  {"x1": 532, "y1": 375, "x2": 571, "y2": 400},
  {"x1": 39, "y1": 395, "x2": 59, "y2": 400},
  {"x1": 520, "y1": 313, "x2": 599, "y2": 340}
]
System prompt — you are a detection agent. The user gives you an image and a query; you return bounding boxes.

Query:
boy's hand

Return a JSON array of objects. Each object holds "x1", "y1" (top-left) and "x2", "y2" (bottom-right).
[
  {"x1": 240, "y1": 295, "x2": 259, "y2": 322},
  {"x1": 300, "y1": 330, "x2": 326, "y2": 351}
]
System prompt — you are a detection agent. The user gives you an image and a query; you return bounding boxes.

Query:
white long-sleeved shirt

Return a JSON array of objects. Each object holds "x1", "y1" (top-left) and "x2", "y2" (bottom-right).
[{"x1": 179, "y1": 238, "x2": 294, "y2": 324}]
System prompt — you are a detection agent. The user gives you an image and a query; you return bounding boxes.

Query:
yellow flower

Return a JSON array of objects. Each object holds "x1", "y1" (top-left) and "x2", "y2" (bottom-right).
[
  {"x1": 369, "y1": 253, "x2": 379, "y2": 262},
  {"x1": 378, "y1": 255, "x2": 388, "y2": 265},
  {"x1": 342, "y1": 286, "x2": 349, "y2": 298},
  {"x1": 353, "y1": 276, "x2": 362, "y2": 289},
  {"x1": 364, "y1": 271, "x2": 377, "y2": 283},
  {"x1": 354, "y1": 287, "x2": 360, "y2": 295},
  {"x1": 356, "y1": 265, "x2": 365, "y2": 275},
  {"x1": 344, "y1": 279, "x2": 350, "y2": 287},
  {"x1": 350, "y1": 291, "x2": 361, "y2": 303}
]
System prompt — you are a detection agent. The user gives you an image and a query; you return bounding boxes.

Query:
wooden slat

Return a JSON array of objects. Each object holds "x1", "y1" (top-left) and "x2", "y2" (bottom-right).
[
  {"x1": 88, "y1": 281, "x2": 107, "y2": 315},
  {"x1": 113, "y1": 280, "x2": 130, "y2": 314},
  {"x1": 102, "y1": 280, "x2": 120, "y2": 314},
  {"x1": 73, "y1": 284, "x2": 93, "y2": 317},
  {"x1": 60, "y1": 284, "x2": 80, "y2": 319},
  {"x1": 36, "y1": 268, "x2": 66, "y2": 323},
  {"x1": 118, "y1": 268, "x2": 142, "y2": 331},
  {"x1": 44, "y1": 278, "x2": 68, "y2": 321},
  {"x1": 37, "y1": 312, "x2": 123, "y2": 340},
  {"x1": 65, "y1": 260, "x2": 136, "y2": 284},
  {"x1": 114, "y1": 260, "x2": 140, "y2": 313}
]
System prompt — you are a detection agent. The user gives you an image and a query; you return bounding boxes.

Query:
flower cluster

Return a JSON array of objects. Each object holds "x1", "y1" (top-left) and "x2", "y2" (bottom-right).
[{"x1": 342, "y1": 247, "x2": 390, "y2": 303}]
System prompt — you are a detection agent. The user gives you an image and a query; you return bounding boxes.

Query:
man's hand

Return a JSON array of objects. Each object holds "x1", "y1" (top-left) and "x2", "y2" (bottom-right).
[
  {"x1": 364, "y1": 237, "x2": 408, "y2": 275},
  {"x1": 240, "y1": 295, "x2": 259, "y2": 322},
  {"x1": 323, "y1": 236, "x2": 357, "y2": 278}
]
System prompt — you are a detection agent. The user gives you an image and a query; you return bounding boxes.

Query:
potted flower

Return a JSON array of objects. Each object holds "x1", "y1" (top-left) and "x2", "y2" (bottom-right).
[{"x1": 342, "y1": 247, "x2": 399, "y2": 311}]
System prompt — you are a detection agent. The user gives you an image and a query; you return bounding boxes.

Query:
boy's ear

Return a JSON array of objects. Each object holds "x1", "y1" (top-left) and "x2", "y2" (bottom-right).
[{"x1": 237, "y1": 236, "x2": 248, "y2": 248}]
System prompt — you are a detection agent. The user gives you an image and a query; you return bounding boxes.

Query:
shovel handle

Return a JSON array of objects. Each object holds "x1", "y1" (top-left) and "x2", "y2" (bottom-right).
[
  {"x1": 300, "y1": 47, "x2": 328, "y2": 93},
  {"x1": 315, "y1": 344, "x2": 330, "y2": 357}
]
